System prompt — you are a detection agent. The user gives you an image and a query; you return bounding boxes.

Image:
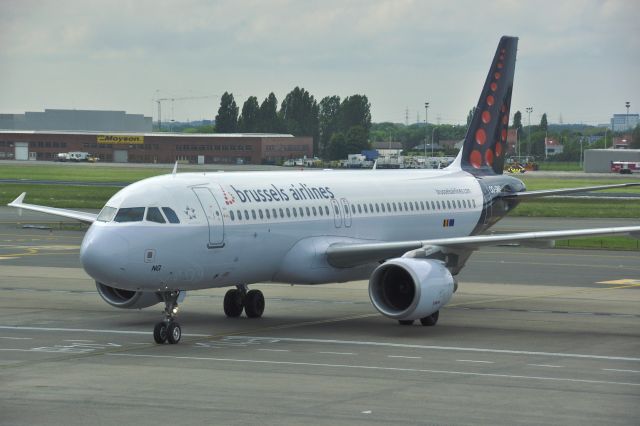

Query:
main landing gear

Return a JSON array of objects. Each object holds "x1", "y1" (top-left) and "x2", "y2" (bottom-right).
[
  {"x1": 153, "y1": 291, "x2": 182, "y2": 344},
  {"x1": 223, "y1": 285, "x2": 265, "y2": 318},
  {"x1": 398, "y1": 311, "x2": 439, "y2": 326}
]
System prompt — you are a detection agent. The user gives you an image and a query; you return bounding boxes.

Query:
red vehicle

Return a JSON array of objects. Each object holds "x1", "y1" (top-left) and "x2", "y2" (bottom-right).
[{"x1": 611, "y1": 161, "x2": 640, "y2": 174}]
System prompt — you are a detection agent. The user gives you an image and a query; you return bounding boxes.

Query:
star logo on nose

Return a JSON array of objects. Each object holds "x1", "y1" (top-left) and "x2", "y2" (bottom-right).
[{"x1": 184, "y1": 206, "x2": 197, "y2": 220}]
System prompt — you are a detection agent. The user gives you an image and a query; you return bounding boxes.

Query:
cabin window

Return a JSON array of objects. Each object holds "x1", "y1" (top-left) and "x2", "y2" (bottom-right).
[
  {"x1": 398, "y1": 203, "x2": 403, "y2": 212},
  {"x1": 324, "y1": 206, "x2": 330, "y2": 215},
  {"x1": 472, "y1": 199, "x2": 477, "y2": 208},
  {"x1": 312, "y1": 206, "x2": 317, "y2": 216},
  {"x1": 375, "y1": 203, "x2": 380, "y2": 213},
  {"x1": 457, "y1": 200, "x2": 462, "y2": 209},
  {"x1": 162, "y1": 207, "x2": 180, "y2": 223},
  {"x1": 381, "y1": 203, "x2": 385, "y2": 213},
  {"x1": 286, "y1": 208, "x2": 291, "y2": 218},
  {"x1": 265, "y1": 209, "x2": 270, "y2": 219},
  {"x1": 357, "y1": 204, "x2": 362, "y2": 214},
  {"x1": 306, "y1": 207, "x2": 311, "y2": 216},
  {"x1": 146, "y1": 207, "x2": 166, "y2": 223},
  {"x1": 229, "y1": 211, "x2": 235, "y2": 221},
  {"x1": 244, "y1": 211, "x2": 250, "y2": 220},
  {"x1": 300, "y1": 207, "x2": 305, "y2": 217},
  {"x1": 97, "y1": 206, "x2": 117, "y2": 222},
  {"x1": 436, "y1": 201, "x2": 441, "y2": 210},
  {"x1": 363, "y1": 204, "x2": 368, "y2": 213},
  {"x1": 420, "y1": 201, "x2": 425, "y2": 210},
  {"x1": 392, "y1": 202, "x2": 397, "y2": 211},
  {"x1": 351, "y1": 205, "x2": 356, "y2": 214},
  {"x1": 447, "y1": 200, "x2": 452, "y2": 209},
  {"x1": 387, "y1": 203, "x2": 391, "y2": 212},
  {"x1": 236, "y1": 210, "x2": 242, "y2": 220},
  {"x1": 258, "y1": 209, "x2": 264, "y2": 219},
  {"x1": 251, "y1": 210, "x2": 257, "y2": 220},
  {"x1": 404, "y1": 202, "x2": 409, "y2": 211},
  {"x1": 293, "y1": 208, "x2": 298, "y2": 218},
  {"x1": 318, "y1": 206, "x2": 323, "y2": 216}
]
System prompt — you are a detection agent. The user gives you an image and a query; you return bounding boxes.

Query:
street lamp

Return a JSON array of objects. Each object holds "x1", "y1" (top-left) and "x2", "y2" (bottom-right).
[
  {"x1": 424, "y1": 102, "x2": 429, "y2": 168},
  {"x1": 525, "y1": 107, "x2": 533, "y2": 156},
  {"x1": 626, "y1": 101, "x2": 631, "y2": 131}
]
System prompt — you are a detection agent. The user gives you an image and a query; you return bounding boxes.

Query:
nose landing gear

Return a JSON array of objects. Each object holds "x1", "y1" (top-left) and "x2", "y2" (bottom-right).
[{"x1": 153, "y1": 291, "x2": 182, "y2": 344}]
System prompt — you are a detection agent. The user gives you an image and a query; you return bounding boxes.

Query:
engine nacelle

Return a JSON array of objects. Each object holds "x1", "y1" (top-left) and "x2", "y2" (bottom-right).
[
  {"x1": 369, "y1": 258, "x2": 454, "y2": 321},
  {"x1": 96, "y1": 282, "x2": 163, "y2": 309}
]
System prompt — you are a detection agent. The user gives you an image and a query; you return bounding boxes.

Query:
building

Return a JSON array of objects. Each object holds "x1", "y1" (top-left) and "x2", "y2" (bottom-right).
[
  {"x1": 371, "y1": 141, "x2": 403, "y2": 156},
  {"x1": 584, "y1": 149, "x2": 640, "y2": 173},
  {"x1": 0, "y1": 130, "x2": 312, "y2": 165},
  {"x1": 544, "y1": 137, "x2": 564, "y2": 157},
  {"x1": 0, "y1": 109, "x2": 152, "y2": 132},
  {"x1": 613, "y1": 135, "x2": 632, "y2": 149},
  {"x1": 611, "y1": 113, "x2": 639, "y2": 132}
]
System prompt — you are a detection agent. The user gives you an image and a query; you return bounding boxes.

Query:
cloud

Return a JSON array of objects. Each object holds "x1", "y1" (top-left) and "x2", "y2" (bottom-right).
[{"x1": 0, "y1": 0, "x2": 638, "y2": 124}]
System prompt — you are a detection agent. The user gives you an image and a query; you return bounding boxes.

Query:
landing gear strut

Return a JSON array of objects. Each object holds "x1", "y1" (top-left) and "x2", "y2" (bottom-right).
[
  {"x1": 153, "y1": 291, "x2": 182, "y2": 344},
  {"x1": 223, "y1": 285, "x2": 264, "y2": 318}
]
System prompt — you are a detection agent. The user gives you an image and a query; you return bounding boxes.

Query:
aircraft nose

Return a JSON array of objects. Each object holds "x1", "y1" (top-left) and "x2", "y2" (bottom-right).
[{"x1": 80, "y1": 227, "x2": 129, "y2": 285}]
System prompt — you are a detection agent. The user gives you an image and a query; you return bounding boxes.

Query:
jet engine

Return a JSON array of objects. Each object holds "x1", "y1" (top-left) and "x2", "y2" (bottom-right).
[
  {"x1": 368, "y1": 258, "x2": 454, "y2": 321},
  {"x1": 96, "y1": 282, "x2": 163, "y2": 309}
]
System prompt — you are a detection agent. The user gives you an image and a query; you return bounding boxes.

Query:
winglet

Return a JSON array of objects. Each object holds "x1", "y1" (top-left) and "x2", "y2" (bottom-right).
[
  {"x1": 372, "y1": 160, "x2": 377, "y2": 170},
  {"x1": 172, "y1": 161, "x2": 178, "y2": 177},
  {"x1": 8, "y1": 192, "x2": 26, "y2": 207}
]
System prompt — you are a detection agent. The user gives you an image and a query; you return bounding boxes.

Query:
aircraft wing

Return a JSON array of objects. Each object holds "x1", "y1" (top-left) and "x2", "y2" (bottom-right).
[
  {"x1": 506, "y1": 182, "x2": 640, "y2": 199},
  {"x1": 326, "y1": 225, "x2": 640, "y2": 268},
  {"x1": 7, "y1": 192, "x2": 98, "y2": 224}
]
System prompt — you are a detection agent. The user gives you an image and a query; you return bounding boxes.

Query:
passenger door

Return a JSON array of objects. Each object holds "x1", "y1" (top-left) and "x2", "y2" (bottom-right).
[{"x1": 192, "y1": 187, "x2": 225, "y2": 248}]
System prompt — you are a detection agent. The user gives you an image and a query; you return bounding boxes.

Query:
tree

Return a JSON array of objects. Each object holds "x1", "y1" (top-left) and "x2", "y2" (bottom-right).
[
  {"x1": 540, "y1": 113, "x2": 548, "y2": 132},
  {"x1": 238, "y1": 96, "x2": 260, "y2": 133},
  {"x1": 280, "y1": 87, "x2": 320, "y2": 154},
  {"x1": 344, "y1": 125, "x2": 370, "y2": 155},
  {"x1": 513, "y1": 110, "x2": 523, "y2": 139},
  {"x1": 327, "y1": 132, "x2": 347, "y2": 161},
  {"x1": 258, "y1": 93, "x2": 282, "y2": 133},
  {"x1": 319, "y1": 96, "x2": 341, "y2": 158},
  {"x1": 632, "y1": 125, "x2": 640, "y2": 149},
  {"x1": 466, "y1": 107, "x2": 476, "y2": 127},
  {"x1": 215, "y1": 92, "x2": 239, "y2": 133},
  {"x1": 339, "y1": 95, "x2": 371, "y2": 136}
]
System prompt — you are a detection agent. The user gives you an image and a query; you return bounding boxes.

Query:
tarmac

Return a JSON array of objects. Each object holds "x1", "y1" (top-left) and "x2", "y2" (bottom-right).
[{"x1": 1, "y1": 209, "x2": 639, "y2": 425}]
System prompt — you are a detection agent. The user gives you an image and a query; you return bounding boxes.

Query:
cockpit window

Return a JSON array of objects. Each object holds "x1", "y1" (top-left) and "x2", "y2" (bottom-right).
[
  {"x1": 162, "y1": 207, "x2": 180, "y2": 224},
  {"x1": 97, "y1": 206, "x2": 117, "y2": 222},
  {"x1": 146, "y1": 207, "x2": 166, "y2": 223},
  {"x1": 114, "y1": 207, "x2": 145, "y2": 223}
]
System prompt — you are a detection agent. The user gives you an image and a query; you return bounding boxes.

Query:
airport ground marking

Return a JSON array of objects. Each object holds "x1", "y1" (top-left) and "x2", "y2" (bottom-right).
[
  {"x1": 230, "y1": 336, "x2": 640, "y2": 362},
  {"x1": 106, "y1": 353, "x2": 640, "y2": 388}
]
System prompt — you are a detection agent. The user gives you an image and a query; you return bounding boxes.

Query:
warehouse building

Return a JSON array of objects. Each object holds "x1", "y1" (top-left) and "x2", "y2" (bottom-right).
[
  {"x1": 0, "y1": 109, "x2": 152, "y2": 132},
  {"x1": 0, "y1": 131, "x2": 313, "y2": 165}
]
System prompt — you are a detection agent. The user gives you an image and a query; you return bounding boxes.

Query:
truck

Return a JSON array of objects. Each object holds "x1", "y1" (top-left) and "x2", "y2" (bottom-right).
[
  {"x1": 611, "y1": 161, "x2": 640, "y2": 174},
  {"x1": 56, "y1": 152, "x2": 98, "y2": 162}
]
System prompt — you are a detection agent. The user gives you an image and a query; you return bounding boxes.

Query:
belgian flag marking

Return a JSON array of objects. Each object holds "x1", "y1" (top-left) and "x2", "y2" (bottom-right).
[{"x1": 443, "y1": 219, "x2": 455, "y2": 228}]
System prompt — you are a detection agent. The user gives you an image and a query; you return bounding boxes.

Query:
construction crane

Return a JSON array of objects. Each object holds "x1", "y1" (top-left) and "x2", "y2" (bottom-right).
[{"x1": 154, "y1": 94, "x2": 218, "y2": 130}]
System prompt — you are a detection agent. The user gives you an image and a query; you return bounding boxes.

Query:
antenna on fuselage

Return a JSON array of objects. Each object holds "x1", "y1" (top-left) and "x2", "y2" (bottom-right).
[{"x1": 172, "y1": 161, "x2": 178, "y2": 177}]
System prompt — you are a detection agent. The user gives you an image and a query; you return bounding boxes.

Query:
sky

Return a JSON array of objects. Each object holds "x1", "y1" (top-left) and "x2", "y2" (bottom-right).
[{"x1": 1, "y1": 0, "x2": 638, "y2": 126}]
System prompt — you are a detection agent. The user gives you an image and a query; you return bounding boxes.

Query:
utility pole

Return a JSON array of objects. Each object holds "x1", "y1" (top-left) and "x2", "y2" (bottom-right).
[
  {"x1": 526, "y1": 107, "x2": 533, "y2": 156},
  {"x1": 424, "y1": 102, "x2": 429, "y2": 168},
  {"x1": 626, "y1": 101, "x2": 631, "y2": 131}
]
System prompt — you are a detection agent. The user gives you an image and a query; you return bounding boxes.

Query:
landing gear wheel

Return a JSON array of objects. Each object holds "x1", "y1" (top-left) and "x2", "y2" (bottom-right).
[
  {"x1": 223, "y1": 289, "x2": 244, "y2": 317},
  {"x1": 420, "y1": 311, "x2": 439, "y2": 326},
  {"x1": 167, "y1": 322, "x2": 182, "y2": 344},
  {"x1": 153, "y1": 322, "x2": 168, "y2": 344},
  {"x1": 398, "y1": 319, "x2": 414, "y2": 325},
  {"x1": 244, "y1": 289, "x2": 265, "y2": 318}
]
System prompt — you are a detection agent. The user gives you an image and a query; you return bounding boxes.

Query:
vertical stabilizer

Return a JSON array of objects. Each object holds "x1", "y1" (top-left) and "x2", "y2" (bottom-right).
[{"x1": 460, "y1": 36, "x2": 518, "y2": 175}]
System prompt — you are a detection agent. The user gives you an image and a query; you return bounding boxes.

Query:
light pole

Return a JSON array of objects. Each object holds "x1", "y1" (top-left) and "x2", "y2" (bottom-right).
[
  {"x1": 526, "y1": 107, "x2": 533, "y2": 157},
  {"x1": 424, "y1": 102, "x2": 429, "y2": 168},
  {"x1": 626, "y1": 101, "x2": 631, "y2": 131}
]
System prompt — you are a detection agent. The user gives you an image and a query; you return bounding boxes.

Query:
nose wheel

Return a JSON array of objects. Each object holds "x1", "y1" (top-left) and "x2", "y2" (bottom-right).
[{"x1": 154, "y1": 290, "x2": 182, "y2": 344}]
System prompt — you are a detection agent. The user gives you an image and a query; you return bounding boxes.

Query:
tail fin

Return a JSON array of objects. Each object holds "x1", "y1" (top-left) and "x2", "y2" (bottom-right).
[{"x1": 460, "y1": 36, "x2": 518, "y2": 175}]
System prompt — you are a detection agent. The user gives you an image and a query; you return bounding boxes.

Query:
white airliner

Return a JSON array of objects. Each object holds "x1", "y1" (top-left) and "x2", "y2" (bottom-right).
[{"x1": 8, "y1": 36, "x2": 640, "y2": 344}]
